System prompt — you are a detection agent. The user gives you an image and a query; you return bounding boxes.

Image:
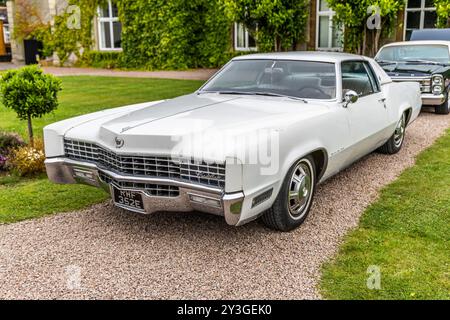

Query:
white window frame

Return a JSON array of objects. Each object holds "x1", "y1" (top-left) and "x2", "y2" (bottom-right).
[
  {"x1": 234, "y1": 23, "x2": 257, "y2": 52},
  {"x1": 404, "y1": 0, "x2": 437, "y2": 40},
  {"x1": 316, "y1": 0, "x2": 343, "y2": 51},
  {"x1": 97, "y1": 0, "x2": 122, "y2": 51}
]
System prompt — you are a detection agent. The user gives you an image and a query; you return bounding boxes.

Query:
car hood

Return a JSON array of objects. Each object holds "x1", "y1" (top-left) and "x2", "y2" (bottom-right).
[
  {"x1": 64, "y1": 93, "x2": 329, "y2": 160},
  {"x1": 379, "y1": 62, "x2": 447, "y2": 76}
]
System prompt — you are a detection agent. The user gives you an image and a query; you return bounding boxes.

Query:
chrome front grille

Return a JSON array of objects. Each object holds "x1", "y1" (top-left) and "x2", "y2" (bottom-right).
[
  {"x1": 180, "y1": 161, "x2": 226, "y2": 187},
  {"x1": 391, "y1": 76, "x2": 431, "y2": 93},
  {"x1": 64, "y1": 139, "x2": 225, "y2": 188},
  {"x1": 98, "y1": 172, "x2": 180, "y2": 197}
]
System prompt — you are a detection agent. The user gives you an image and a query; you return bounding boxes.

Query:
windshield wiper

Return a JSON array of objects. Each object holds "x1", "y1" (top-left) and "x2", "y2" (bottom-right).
[
  {"x1": 377, "y1": 60, "x2": 398, "y2": 65},
  {"x1": 200, "y1": 90, "x2": 307, "y2": 103},
  {"x1": 404, "y1": 59, "x2": 446, "y2": 66},
  {"x1": 251, "y1": 92, "x2": 308, "y2": 103}
]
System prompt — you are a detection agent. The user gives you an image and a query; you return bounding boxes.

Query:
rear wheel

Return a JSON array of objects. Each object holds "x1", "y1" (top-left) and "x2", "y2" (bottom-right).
[
  {"x1": 435, "y1": 95, "x2": 450, "y2": 115},
  {"x1": 262, "y1": 156, "x2": 316, "y2": 232},
  {"x1": 378, "y1": 112, "x2": 406, "y2": 155}
]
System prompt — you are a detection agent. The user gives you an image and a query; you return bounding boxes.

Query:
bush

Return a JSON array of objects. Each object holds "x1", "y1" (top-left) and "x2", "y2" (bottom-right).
[
  {"x1": 0, "y1": 154, "x2": 6, "y2": 171},
  {"x1": 81, "y1": 51, "x2": 123, "y2": 69},
  {"x1": 7, "y1": 140, "x2": 46, "y2": 176},
  {"x1": 0, "y1": 132, "x2": 26, "y2": 154},
  {"x1": 0, "y1": 65, "x2": 62, "y2": 147},
  {"x1": 116, "y1": 0, "x2": 233, "y2": 70}
]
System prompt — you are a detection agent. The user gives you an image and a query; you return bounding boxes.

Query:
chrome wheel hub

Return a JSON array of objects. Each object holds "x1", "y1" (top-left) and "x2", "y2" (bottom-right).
[
  {"x1": 288, "y1": 160, "x2": 313, "y2": 219},
  {"x1": 394, "y1": 114, "x2": 406, "y2": 148}
]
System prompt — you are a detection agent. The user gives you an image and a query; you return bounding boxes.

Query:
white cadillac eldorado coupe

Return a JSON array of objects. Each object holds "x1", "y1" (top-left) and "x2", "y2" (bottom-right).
[{"x1": 44, "y1": 52, "x2": 421, "y2": 231}]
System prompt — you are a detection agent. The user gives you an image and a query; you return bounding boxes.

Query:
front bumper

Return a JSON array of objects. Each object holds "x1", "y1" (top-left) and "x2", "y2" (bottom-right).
[
  {"x1": 421, "y1": 93, "x2": 446, "y2": 106},
  {"x1": 45, "y1": 157, "x2": 245, "y2": 226}
]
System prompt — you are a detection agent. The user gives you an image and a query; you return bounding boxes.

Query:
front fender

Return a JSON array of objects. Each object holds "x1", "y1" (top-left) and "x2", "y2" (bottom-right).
[{"x1": 237, "y1": 139, "x2": 328, "y2": 224}]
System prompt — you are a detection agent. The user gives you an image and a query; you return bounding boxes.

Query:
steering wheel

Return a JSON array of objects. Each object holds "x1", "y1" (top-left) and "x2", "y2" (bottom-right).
[{"x1": 298, "y1": 87, "x2": 330, "y2": 99}]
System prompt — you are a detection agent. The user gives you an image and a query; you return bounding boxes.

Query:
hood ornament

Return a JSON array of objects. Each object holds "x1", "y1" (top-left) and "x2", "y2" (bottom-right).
[{"x1": 115, "y1": 137, "x2": 124, "y2": 148}]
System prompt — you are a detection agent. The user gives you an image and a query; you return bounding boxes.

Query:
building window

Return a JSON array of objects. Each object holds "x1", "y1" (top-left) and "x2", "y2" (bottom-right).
[
  {"x1": 98, "y1": 0, "x2": 121, "y2": 51},
  {"x1": 317, "y1": 0, "x2": 343, "y2": 51},
  {"x1": 405, "y1": 0, "x2": 437, "y2": 40},
  {"x1": 234, "y1": 23, "x2": 257, "y2": 51}
]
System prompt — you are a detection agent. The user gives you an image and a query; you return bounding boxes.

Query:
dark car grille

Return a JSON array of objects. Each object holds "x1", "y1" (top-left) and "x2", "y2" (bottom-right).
[
  {"x1": 64, "y1": 139, "x2": 225, "y2": 188},
  {"x1": 98, "y1": 172, "x2": 180, "y2": 197}
]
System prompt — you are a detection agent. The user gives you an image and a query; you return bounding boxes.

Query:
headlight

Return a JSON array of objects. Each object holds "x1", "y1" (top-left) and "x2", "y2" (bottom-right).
[
  {"x1": 433, "y1": 85, "x2": 443, "y2": 94},
  {"x1": 433, "y1": 78, "x2": 443, "y2": 85},
  {"x1": 432, "y1": 75, "x2": 444, "y2": 94}
]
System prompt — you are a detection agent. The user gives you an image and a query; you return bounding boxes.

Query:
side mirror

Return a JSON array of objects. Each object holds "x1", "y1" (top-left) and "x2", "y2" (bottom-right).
[{"x1": 343, "y1": 90, "x2": 359, "y2": 108}]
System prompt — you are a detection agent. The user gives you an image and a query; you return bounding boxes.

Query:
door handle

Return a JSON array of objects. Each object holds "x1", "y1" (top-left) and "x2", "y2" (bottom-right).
[{"x1": 379, "y1": 98, "x2": 387, "y2": 108}]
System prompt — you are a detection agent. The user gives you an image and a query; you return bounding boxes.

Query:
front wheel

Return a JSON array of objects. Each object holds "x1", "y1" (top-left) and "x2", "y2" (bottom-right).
[
  {"x1": 261, "y1": 156, "x2": 316, "y2": 232},
  {"x1": 435, "y1": 95, "x2": 450, "y2": 115},
  {"x1": 378, "y1": 112, "x2": 406, "y2": 155}
]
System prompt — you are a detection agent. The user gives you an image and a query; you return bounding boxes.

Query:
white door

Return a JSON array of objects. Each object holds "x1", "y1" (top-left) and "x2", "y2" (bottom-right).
[{"x1": 341, "y1": 60, "x2": 389, "y2": 161}]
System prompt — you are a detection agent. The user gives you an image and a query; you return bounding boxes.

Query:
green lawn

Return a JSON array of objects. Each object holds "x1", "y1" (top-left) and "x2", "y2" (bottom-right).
[
  {"x1": 320, "y1": 129, "x2": 450, "y2": 300},
  {"x1": 0, "y1": 76, "x2": 203, "y2": 223},
  {"x1": 0, "y1": 76, "x2": 204, "y2": 139}
]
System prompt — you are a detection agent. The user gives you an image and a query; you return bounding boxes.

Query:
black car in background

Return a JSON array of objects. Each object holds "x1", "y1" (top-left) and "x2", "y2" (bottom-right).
[{"x1": 375, "y1": 30, "x2": 450, "y2": 115}]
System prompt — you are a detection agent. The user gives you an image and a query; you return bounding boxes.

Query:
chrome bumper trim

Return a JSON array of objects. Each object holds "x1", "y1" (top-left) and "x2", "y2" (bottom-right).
[
  {"x1": 421, "y1": 93, "x2": 446, "y2": 106},
  {"x1": 45, "y1": 157, "x2": 245, "y2": 226}
]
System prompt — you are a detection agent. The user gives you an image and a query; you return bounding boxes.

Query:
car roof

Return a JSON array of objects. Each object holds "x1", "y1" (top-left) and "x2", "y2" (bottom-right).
[
  {"x1": 410, "y1": 29, "x2": 450, "y2": 41},
  {"x1": 380, "y1": 40, "x2": 450, "y2": 49},
  {"x1": 232, "y1": 51, "x2": 366, "y2": 63}
]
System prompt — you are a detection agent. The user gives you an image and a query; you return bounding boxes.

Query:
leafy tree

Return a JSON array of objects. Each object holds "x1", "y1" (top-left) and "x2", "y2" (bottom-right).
[
  {"x1": 327, "y1": 0, "x2": 405, "y2": 56},
  {"x1": 223, "y1": 0, "x2": 309, "y2": 52},
  {"x1": 435, "y1": 0, "x2": 450, "y2": 27},
  {"x1": 12, "y1": 0, "x2": 49, "y2": 41},
  {"x1": 39, "y1": 0, "x2": 104, "y2": 65},
  {"x1": 0, "y1": 66, "x2": 62, "y2": 147}
]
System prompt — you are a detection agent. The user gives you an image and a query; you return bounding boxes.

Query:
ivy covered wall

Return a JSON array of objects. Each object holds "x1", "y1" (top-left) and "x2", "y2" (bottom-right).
[{"x1": 115, "y1": 0, "x2": 233, "y2": 70}]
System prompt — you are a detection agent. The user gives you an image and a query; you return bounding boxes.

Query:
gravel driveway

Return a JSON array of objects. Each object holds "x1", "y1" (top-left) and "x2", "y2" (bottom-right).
[{"x1": 0, "y1": 110, "x2": 449, "y2": 300}]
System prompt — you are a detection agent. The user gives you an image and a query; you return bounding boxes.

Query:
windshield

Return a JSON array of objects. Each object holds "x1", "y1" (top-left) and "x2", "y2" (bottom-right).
[
  {"x1": 200, "y1": 59, "x2": 337, "y2": 100},
  {"x1": 377, "y1": 45, "x2": 450, "y2": 64}
]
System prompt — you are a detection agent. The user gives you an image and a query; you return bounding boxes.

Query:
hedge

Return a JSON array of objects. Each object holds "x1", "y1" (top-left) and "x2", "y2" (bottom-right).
[
  {"x1": 80, "y1": 51, "x2": 123, "y2": 69},
  {"x1": 116, "y1": 0, "x2": 233, "y2": 70}
]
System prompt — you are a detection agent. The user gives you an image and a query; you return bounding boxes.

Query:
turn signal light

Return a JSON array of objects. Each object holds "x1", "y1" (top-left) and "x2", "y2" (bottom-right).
[{"x1": 189, "y1": 194, "x2": 222, "y2": 208}]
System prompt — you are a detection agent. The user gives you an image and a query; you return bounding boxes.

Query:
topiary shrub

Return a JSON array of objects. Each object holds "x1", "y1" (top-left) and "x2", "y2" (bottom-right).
[{"x1": 0, "y1": 65, "x2": 62, "y2": 147}]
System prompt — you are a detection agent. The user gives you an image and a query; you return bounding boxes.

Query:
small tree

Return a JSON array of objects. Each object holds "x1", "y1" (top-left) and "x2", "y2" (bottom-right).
[
  {"x1": 223, "y1": 0, "x2": 309, "y2": 52},
  {"x1": 0, "y1": 65, "x2": 62, "y2": 147},
  {"x1": 327, "y1": 0, "x2": 405, "y2": 56}
]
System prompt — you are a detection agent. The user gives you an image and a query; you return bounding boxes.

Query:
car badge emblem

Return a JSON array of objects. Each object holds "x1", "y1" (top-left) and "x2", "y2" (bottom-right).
[{"x1": 115, "y1": 137, "x2": 124, "y2": 148}]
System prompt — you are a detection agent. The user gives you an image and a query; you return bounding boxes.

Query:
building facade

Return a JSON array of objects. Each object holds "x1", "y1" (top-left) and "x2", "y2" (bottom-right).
[{"x1": 6, "y1": 0, "x2": 444, "y2": 65}]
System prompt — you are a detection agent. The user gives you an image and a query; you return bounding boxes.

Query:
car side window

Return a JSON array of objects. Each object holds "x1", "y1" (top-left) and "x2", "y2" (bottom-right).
[
  {"x1": 364, "y1": 63, "x2": 381, "y2": 93},
  {"x1": 341, "y1": 61, "x2": 376, "y2": 97}
]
